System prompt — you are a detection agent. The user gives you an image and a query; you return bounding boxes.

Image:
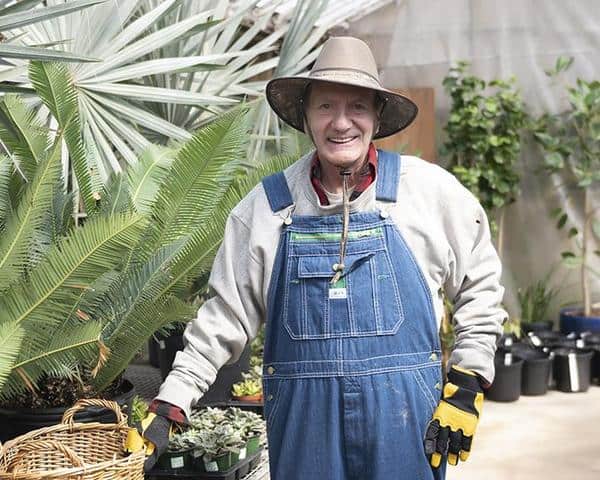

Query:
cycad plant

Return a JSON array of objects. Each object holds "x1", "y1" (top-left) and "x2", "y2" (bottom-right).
[{"x1": 0, "y1": 60, "x2": 296, "y2": 405}]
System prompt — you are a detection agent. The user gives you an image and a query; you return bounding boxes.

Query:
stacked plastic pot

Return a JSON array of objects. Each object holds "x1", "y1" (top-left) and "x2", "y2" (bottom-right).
[{"x1": 486, "y1": 325, "x2": 599, "y2": 402}]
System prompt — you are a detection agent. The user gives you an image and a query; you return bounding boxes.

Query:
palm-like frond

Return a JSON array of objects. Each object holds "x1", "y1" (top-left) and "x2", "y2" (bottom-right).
[
  {"x1": 0, "y1": 155, "x2": 12, "y2": 230},
  {"x1": 0, "y1": 321, "x2": 24, "y2": 393},
  {"x1": 128, "y1": 144, "x2": 175, "y2": 215},
  {"x1": 0, "y1": 0, "x2": 105, "y2": 62},
  {"x1": 99, "y1": 172, "x2": 132, "y2": 217},
  {"x1": 0, "y1": 321, "x2": 103, "y2": 400},
  {"x1": 0, "y1": 213, "x2": 146, "y2": 368},
  {"x1": 0, "y1": 95, "x2": 49, "y2": 181},
  {"x1": 142, "y1": 106, "x2": 248, "y2": 256},
  {"x1": 166, "y1": 153, "x2": 298, "y2": 297},
  {"x1": 92, "y1": 244, "x2": 196, "y2": 390},
  {"x1": 29, "y1": 61, "x2": 100, "y2": 213},
  {"x1": 0, "y1": 137, "x2": 62, "y2": 292}
]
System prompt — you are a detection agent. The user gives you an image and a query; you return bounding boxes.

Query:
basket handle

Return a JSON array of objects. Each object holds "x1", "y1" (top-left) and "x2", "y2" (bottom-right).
[
  {"x1": 61, "y1": 398, "x2": 126, "y2": 426},
  {"x1": 6, "y1": 440, "x2": 84, "y2": 471}
]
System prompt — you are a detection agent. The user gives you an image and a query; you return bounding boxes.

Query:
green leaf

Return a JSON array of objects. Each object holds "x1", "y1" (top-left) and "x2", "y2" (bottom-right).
[
  {"x1": 544, "y1": 152, "x2": 564, "y2": 170},
  {"x1": 29, "y1": 61, "x2": 100, "y2": 213},
  {"x1": 561, "y1": 251, "x2": 576, "y2": 259},
  {"x1": 0, "y1": 138, "x2": 62, "y2": 292},
  {"x1": 143, "y1": 107, "x2": 249, "y2": 255},
  {"x1": 0, "y1": 95, "x2": 50, "y2": 181},
  {"x1": 128, "y1": 145, "x2": 174, "y2": 215},
  {"x1": 0, "y1": 321, "x2": 24, "y2": 393},
  {"x1": 550, "y1": 207, "x2": 563, "y2": 218},
  {"x1": 568, "y1": 227, "x2": 578, "y2": 238},
  {"x1": 557, "y1": 213, "x2": 568, "y2": 229},
  {"x1": 0, "y1": 212, "x2": 146, "y2": 387}
]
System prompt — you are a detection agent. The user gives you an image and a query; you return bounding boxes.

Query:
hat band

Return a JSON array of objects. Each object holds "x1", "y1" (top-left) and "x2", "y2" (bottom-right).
[{"x1": 309, "y1": 68, "x2": 382, "y2": 90}]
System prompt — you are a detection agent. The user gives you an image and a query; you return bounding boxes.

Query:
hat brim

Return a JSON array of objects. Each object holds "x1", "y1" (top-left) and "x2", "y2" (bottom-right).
[{"x1": 266, "y1": 76, "x2": 418, "y2": 139}]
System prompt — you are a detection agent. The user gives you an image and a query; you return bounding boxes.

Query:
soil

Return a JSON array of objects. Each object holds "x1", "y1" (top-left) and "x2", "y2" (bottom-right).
[{"x1": 0, "y1": 373, "x2": 126, "y2": 409}]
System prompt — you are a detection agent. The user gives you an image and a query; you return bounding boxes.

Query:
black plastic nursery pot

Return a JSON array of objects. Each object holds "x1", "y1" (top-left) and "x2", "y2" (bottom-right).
[
  {"x1": 157, "y1": 448, "x2": 198, "y2": 470},
  {"x1": 0, "y1": 379, "x2": 136, "y2": 443},
  {"x1": 521, "y1": 320, "x2": 554, "y2": 334},
  {"x1": 158, "y1": 332, "x2": 251, "y2": 405},
  {"x1": 560, "y1": 308, "x2": 600, "y2": 335},
  {"x1": 148, "y1": 449, "x2": 263, "y2": 480},
  {"x1": 486, "y1": 355, "x2": 523, "y2": 402},
  {"x1": 514, "y1": 346, "x2": 552, "y2": 396},
  {"x1": 584, "y1": 334, "x2": 600, "y2": 383},
  {"x1": 552, "y1": 347, "x2": 594, "y2": 393}
]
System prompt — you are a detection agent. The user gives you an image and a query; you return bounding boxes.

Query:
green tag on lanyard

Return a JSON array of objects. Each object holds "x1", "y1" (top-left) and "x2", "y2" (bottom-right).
[{"x1": 329, "y1": 277, "x2": 347, "y2": 299}]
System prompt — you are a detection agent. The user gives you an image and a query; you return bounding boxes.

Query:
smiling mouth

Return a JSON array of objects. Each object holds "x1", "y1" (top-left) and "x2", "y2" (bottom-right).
[{"x1": 328, "y1": 136, "x2": 358, "y2": 144}]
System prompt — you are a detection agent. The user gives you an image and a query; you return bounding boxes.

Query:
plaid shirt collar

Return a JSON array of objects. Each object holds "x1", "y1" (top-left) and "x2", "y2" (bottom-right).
[{"x1": 310, "y1": 143, "x2": 378, "y2": 206}]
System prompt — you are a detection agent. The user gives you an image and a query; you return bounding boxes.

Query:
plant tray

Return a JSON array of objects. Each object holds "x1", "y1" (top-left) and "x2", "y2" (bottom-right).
[{"x1": 146, "y1": 449, "x2": 263, "y2": 480}]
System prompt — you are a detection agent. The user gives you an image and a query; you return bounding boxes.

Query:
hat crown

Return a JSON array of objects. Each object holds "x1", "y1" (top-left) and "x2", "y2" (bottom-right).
[{"x1": 310, "y1": 36, "x2": 380, "y2": 84}]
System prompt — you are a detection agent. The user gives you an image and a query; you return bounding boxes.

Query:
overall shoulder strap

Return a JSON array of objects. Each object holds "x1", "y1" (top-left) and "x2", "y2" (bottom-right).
[
  {"x1": 261, "y1": 171, "x2": 294, "y2": 213},
  {"x1": 375, "y1": 149, "x2": 401, "y2": 202}
]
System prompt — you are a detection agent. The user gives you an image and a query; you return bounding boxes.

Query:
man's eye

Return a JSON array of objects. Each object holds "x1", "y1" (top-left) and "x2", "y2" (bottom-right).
[
  {"x1": 319, "y1": 103, "x2": 330, "y2": 110},
  {"x1": 354, "y1": 103, "x2": 367, "y2": 110}
]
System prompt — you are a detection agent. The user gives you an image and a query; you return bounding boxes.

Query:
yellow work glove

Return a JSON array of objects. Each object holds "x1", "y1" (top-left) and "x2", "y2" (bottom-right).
[
  {"x1": 424, "y1": 365, "x2": 484, "y2": 468},
  {"x1": 125, "y1": 411, "x2": 174, "y2": 471}
]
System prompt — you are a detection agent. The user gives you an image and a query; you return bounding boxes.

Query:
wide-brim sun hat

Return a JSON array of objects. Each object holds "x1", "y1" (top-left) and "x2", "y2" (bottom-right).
[{"x1": 266, "y1": 36, "x2": 418, "y2": 139}]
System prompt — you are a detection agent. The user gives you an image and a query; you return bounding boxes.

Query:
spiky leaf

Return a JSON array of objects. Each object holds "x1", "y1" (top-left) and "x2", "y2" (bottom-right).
[
  {"x1": 28, "y1": 61, "x2": 100, "y2": 213},
  {"x1": 0, "y1": 137, "x2": 62, "y2": 292},
  {"x1": 0, "y1": 95, "x2": 49, "y2": 181}
]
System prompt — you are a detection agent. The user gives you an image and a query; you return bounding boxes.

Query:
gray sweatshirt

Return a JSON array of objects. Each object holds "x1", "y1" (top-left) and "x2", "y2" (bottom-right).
[{"x1": 156, "y1": 152, "x2": 507, "y2": 417}]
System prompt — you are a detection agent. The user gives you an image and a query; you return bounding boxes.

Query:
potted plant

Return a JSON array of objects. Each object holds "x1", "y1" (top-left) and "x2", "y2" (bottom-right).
[
  {"x1": 157, "y1": 429, "x2": 200, "y2": 471},
  {"x1": 442, "y1": 61, "x2": 528, "y2": 258},
  {"x1": 518, "y1": 270, "x2": 561, "y2": 334},
  {"x1": 0, "y1": 62, "x2": 294, "y2": 441},
  {"x1": 531, "y1": 56, "x2": 600, "y2": 334}
]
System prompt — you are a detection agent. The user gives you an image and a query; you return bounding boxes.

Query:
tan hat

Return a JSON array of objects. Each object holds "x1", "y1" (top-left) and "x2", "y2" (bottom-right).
[{"x1": 266, "y1": 36, "x2": 418, "y2": 139}]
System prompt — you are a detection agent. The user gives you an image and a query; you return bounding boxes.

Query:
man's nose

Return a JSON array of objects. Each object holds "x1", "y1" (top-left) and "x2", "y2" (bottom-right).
[{"x1": 331, "y1": 107, "x2": 352, "y2": 130}]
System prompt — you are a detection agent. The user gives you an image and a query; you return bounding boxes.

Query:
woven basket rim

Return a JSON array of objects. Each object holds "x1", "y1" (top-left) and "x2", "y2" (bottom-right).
[{"x1": 0, "y1": 399, "x2": 144, "y2": 479}]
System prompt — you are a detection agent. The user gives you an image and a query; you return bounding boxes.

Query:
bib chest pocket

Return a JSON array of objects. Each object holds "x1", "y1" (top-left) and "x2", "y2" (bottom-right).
[{"x1": 283, "y1": 229, "x2": 404, "y2": 340}]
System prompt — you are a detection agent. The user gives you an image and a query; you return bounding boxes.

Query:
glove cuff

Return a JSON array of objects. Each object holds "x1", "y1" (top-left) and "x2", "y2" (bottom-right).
[
  {"x1": 149, "y1": 399, "x2": 189, "y2": 425},
  {"x1": 447, "y1": 366, "x2": 483, "y2": 393}
]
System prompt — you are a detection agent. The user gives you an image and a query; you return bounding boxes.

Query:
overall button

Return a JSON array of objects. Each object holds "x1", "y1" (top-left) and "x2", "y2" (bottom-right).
[
  {"x1": 435, "y1": 382, "x2": 442, "y2": 390},
  {"x1": 267, "y1": 366, "x2": 275, "y2": 375},
  {"x1": 379, "y1": 209, "x2": 389, "y2": 219},
  {"x1": 267, "y1": 394, "x2": 274, "y2": 401},
  {"x1": 429, "y1": 353, "x2": 438, "y2": 362},
  {"x1": 283, "y1": 217, "x2": 292, "y2": 225}
]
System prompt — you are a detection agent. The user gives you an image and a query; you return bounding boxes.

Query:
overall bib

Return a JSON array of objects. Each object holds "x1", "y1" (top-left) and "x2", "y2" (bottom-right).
[{"x1": 261, "y1": 151, "x2": 446, "y2": 480}]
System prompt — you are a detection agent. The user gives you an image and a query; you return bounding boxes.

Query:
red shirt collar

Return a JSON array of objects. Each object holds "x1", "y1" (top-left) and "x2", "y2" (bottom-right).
[{"x1": 310, "y1": 143, "x2": 378, "y2": 206}]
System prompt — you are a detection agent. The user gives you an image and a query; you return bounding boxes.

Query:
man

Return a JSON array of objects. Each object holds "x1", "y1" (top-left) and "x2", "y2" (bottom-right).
[{"x1": 137, "y1": 36, "x2": 506, "y2": 479}]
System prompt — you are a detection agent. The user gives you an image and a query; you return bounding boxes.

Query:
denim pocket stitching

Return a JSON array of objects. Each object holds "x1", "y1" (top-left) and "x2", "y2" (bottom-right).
[
  {"x1": 265, "y1": 380, "x2": 285, "y2": 430},
  {"x1": 413, "y1": 368, "x2": 438, "y2": 413}
]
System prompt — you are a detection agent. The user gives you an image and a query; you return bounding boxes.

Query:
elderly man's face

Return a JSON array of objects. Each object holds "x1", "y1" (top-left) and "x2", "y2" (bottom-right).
[{"x1": 305, "y1": 82, "x2": 377, "y2": 172}]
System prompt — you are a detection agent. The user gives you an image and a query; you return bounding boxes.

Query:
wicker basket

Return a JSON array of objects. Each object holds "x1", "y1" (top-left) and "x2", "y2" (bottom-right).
[{"x1": 0, "y1": 399, "x2": 145, "y2": 479}]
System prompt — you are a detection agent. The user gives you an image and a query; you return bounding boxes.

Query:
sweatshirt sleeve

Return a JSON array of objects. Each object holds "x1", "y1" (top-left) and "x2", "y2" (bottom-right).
[
  {"x1": 444, "y1": 194, "x2": 507, "y2": 385},
  {"x1": 155, "y1": 212, "x2": 265, "y2": 418}
]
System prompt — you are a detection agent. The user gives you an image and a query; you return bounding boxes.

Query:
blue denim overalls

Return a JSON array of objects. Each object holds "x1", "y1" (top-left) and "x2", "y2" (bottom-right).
[{"x1": 261, "y1": 150, "x2": 446, "y2": 480}]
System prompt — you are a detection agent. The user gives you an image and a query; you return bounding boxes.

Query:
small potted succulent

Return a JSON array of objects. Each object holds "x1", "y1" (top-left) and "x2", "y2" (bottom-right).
[
  {"x1": 231, "y1": 378, "x2": 263, "y2": 403},
  {"x1": 157, "y1": 429, "x2": 201, "y2": 470},
  {"x1": 226, "y1": 407, "x2": 265, "y2": 456}
]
